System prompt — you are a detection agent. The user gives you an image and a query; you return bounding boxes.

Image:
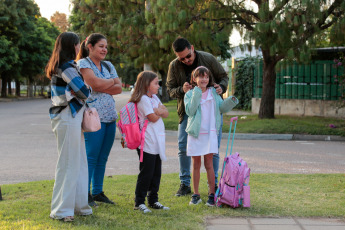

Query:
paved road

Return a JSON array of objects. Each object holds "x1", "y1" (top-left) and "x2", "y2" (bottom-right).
[{"x1": 0, "y1": 93, "x2": 344, "y2": 185}]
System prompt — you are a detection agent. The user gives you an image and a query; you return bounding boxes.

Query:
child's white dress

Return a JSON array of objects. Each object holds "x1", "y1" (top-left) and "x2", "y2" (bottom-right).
[{"x1": 187, "y1": 88, "x2": 218, "y2": 156}]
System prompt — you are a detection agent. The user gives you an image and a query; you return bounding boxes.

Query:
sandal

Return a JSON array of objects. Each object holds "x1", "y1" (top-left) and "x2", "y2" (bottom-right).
[
  {"x1": 50, "y1": 215, "x2": 74, "y2": 222},
  {"x1": 62, "y1": 216, "x2": 74, "y2": 222}
]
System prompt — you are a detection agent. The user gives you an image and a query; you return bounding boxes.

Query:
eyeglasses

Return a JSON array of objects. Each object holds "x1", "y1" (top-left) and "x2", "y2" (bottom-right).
[{"x1": 178, "y1": 51, "x2": 192, "y2": 62}]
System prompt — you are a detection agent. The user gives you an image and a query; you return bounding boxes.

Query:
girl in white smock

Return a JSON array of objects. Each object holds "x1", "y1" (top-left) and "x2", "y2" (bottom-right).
[
  {"x1": 184, "y1": 66, "x2": 238, "y2": 206},
  {"x1": 129, "y1": 71, "x2": 170, "y2": 214}
]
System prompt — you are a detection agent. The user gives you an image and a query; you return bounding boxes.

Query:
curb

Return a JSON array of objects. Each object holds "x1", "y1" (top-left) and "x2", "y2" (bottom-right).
[
  {"x1": 0, "y1": 97, "x2": 47, "y2": 102},
  {"x1": 164, "y1": 130, "x2": 345, "y2": 141}
]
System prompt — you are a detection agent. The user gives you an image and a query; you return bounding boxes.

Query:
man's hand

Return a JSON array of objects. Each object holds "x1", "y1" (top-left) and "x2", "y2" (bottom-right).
[
  {"x1": 214, "y1": 83, "x2": 223, "y2": 95},
  {"x1": 183, "y1": 82, "x2": 192, "y2": 93}
]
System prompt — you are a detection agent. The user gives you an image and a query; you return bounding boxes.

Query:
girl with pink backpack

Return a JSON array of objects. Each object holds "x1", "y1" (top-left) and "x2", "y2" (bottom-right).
[
  {"x1": 129, "y1": 71, "x2": 170, "y2": 213},
  {"x1": 184, "y1": 66, "x2": 238, "y2": 206}
]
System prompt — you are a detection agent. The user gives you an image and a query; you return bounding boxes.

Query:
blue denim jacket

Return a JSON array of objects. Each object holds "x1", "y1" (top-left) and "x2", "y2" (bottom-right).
[{"x1": 184, "y1": 87, "x2": 238, "y2": 138}]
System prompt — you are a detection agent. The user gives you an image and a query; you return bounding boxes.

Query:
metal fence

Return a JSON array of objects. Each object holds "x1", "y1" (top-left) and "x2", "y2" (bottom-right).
[{"x1": 253, "y1": 60, "x2": 344, "y2": 100}]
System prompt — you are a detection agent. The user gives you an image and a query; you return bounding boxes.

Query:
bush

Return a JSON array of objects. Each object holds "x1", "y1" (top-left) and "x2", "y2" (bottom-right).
[{"x1": 234, "y1": 56, "x2": 260, "y2": 110}]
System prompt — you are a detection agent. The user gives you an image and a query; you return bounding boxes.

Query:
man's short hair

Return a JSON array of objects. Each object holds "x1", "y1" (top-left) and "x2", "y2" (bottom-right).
[{"x1": 172, "y1": 37, "x2": 191, "y2": 52}]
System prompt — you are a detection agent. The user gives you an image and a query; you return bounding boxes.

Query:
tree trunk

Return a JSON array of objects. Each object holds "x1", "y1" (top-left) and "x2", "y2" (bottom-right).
[
  {"x1": 34, "y1": 81, "x2": 36, "y2": 97},
  {"x1": 27, "y1": 78, "x2": 33, "y2": 97},
  {"x1": 7, "y1": 79, "x2": 12, "y2": 95},
  {"x1": 258, "y1": 53, "x2": 277, "y2": 119},
  {"x1": 1, "y1": 76, "x2": 7, "y2": 97},
  {"x1": 15, "y1": 79, "x2": 21, "y2": 96},
  {"x1": 159, "y1": 70, "x2": 169, "y2": 103}
]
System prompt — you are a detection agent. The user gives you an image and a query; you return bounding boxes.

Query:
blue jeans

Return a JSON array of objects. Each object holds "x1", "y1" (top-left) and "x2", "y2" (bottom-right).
[
  {"x1": 84, "y1": 121, "x2": 116, "y2": 195},
  {"x1": 178, "y1": 114, "x2": 222, "y2": 186}
]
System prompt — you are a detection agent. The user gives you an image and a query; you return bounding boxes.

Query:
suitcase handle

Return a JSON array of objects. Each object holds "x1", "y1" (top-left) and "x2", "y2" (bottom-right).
[
  {"x1": 230, "y1": 117, "x2": 238, "y2": 123},
  {"x1": 220, "y1": 116, "x2": 238, "y2": 178},
  {"x1": 216, "y1": 116, "x2": 238, "y2": 198}
]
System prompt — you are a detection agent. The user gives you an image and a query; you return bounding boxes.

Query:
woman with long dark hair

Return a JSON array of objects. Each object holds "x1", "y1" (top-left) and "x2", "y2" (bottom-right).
[
  {"x1": 46, "y1": 32, "x2": 92, "y2": 222},
  {"x1": 77, "y1": 33, "x2": 122, "y2": 206}
]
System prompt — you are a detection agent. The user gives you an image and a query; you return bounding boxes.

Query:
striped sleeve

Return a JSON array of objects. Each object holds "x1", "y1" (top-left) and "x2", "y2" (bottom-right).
[{"x1": 60, "y1": 62, "x2": 90, "y2": 100}]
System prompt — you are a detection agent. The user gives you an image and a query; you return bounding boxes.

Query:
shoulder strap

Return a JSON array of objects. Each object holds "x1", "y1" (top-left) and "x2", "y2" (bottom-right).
[
  {"x1": 139, "y1": 120, "x2": 149, "y2": 162},
  {"x1": 85, "y1": 58, "x2": 111, "y2": 73},
  {"x1": 136, "y1": 103, "x2": 149, "y2": 163},
  {"x1": 101, "y1": 61, "x2": 111, "y2": 73},
  {"x1": 85, "y1": 57, "x2": 92, "y2": 66}
]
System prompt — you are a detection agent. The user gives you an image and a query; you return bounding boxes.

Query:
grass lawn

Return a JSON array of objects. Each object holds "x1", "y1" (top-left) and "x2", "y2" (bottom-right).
[
  {"x1": 163, "y1": 100, "x2": 345, "y2": 136},
  {"x1": 0, "y1": 173, "x2": 344, "y2": 229}
]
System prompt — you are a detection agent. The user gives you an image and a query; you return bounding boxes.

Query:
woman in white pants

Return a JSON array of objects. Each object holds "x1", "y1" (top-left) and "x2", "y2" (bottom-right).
[{"x1": 45, "y1": 32, "x2": 92, "y2": 222}]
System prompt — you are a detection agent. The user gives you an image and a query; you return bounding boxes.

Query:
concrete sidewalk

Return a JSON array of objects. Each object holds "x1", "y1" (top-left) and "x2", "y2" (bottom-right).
[{"x1": 207, "y1": 217, "x2": 345, "y2": 230}]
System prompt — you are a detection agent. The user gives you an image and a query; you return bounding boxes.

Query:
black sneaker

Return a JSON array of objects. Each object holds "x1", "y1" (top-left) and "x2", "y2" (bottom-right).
[
  {"x1": 175, "y1": 183, "x2": 191, "y2": 196},
  {"x1": 88, "y1": 193, "x2": 98, "y2": 207},
  {"x1": 93, "y1": 192, "x2": 115, "y2": 205},
  {"x1": 149, "y1": 202, "x2": 170, "y2": 210},
  {"x1": 189, "y1": 194, "x2": 202, "y2": 205},
  {"x1": 206, "y1": 193, "x2": 215, "y2": 207}
]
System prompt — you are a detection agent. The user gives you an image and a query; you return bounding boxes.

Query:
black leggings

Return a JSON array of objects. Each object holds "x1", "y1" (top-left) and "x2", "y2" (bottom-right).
[{"x1": 135, "y1": 149, "x2": 162, "y2": 206}]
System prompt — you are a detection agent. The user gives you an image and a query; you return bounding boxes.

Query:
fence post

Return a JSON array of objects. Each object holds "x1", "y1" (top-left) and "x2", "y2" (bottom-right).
[{"x1": 0, "y1": 186, "x2": 2, "y2": 200}]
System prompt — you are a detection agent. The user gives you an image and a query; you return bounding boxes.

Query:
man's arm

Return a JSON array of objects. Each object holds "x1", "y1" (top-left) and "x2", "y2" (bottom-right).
[
  {"x1": 166, "y1": 61, "x2": 185, "y2": 99},
  {"x1": 210, "y1": 55, "x2": 229, "y2": 94}
]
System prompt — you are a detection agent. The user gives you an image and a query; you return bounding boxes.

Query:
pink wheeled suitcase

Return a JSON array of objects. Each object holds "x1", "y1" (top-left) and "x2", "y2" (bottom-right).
[{"x1": 215, "y1": 117, "x2": 251, "y2": 208}]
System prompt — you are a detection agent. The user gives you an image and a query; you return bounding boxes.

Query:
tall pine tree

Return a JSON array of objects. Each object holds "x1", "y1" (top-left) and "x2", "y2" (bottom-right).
[{"x1": 70, "y1": 0, "x2": 232, "y2": 102}]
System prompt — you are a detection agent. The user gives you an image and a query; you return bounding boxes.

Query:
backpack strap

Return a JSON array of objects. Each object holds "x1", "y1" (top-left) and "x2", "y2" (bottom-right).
[
  {"x1": 134, "y1": 103, "x2": 149, "y2": 163},
  {"x1": 139, "y1": 120, "x2": 149, "y2": 162}
]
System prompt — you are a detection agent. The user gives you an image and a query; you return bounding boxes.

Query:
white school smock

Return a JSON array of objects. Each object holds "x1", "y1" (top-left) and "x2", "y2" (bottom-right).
[
  {"x1": 187, "y1": 88, "x2": 218, "y2": 156},
  {"x1": 137, "y1": 94, "x2": 167, "y2": 161}
]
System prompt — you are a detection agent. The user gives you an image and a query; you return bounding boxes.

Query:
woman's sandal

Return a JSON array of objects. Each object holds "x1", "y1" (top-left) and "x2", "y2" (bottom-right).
[{"x1": 61, "y1": 216, "x2": 74, "y2": 222}]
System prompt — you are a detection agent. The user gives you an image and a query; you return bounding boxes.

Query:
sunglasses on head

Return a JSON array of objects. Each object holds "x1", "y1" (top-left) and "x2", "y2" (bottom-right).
[{"x1": 179, "y1": 51, "x2": 192, "y2": 62}]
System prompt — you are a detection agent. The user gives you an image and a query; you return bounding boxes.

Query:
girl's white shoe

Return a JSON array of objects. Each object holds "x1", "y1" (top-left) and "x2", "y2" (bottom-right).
[{"x1": 135, "y1": 204, "x2": 152, "y2": 213}]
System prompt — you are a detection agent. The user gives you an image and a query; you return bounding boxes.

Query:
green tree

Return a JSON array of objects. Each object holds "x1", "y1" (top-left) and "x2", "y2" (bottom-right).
[
  {"x1": 0, "y1": 0, "x2": 22, "y2": 97},
  {"x1": 69, "y1": 0, "x2": 232, "y2": 102},
  {"x1": 0, "y1": 0, "x2": 59, "y2": 97},
  {"x1": 212, "y1": 0, "x2": 345, "y2": 118},
  {"x1": 18, "y1": 17, "x2": 59, "y2": 96}
]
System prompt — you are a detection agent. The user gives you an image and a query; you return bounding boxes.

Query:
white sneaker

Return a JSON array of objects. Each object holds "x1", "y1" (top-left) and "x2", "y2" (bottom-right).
[
  {"x1": 135, "y1": 204, "x2": 152, "y2": 213},
  {"x1": 150, "y1": 202, "x2": 170, "y2": 210}
]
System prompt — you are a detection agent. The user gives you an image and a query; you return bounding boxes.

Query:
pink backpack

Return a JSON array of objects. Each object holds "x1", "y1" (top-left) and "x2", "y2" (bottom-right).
[
  {"x1": 215, "y1": 117, "x2": 251, "y2": 208},
  {"x1": 215, "y1": 152, "x2": 250, "y2": 208},
  {"x1": 117, "y1": 102, "x2": 148, "y2": 162}
]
